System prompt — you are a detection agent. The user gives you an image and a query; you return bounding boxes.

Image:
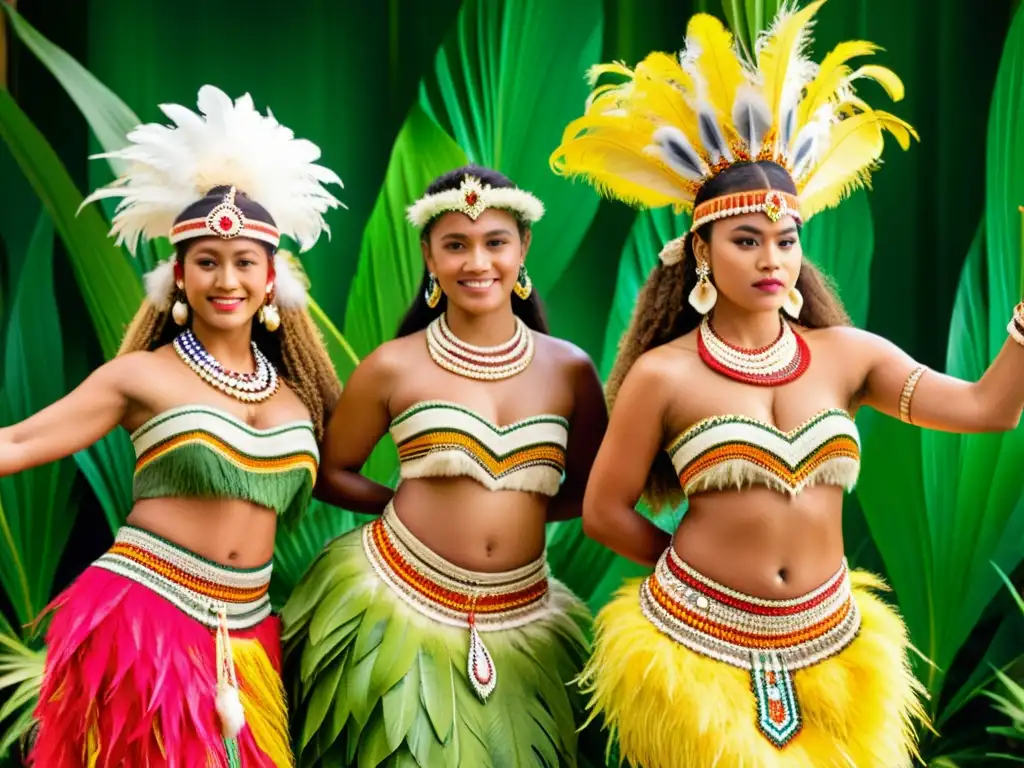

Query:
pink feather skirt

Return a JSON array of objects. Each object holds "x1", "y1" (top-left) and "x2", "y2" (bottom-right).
[{"x1": 29, "y1": 525, "x2": 293, "y2": 768}]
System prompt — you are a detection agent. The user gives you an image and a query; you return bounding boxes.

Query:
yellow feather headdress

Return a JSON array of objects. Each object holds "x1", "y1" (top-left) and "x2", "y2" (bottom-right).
[{"x1": 550, "y1": 0, "x2": 917, "y2": 227}]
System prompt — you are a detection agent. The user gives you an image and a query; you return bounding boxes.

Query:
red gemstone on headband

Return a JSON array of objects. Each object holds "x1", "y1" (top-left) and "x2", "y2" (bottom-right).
[
  {"x1": 219, "y1": 216, "x2": 233, "y2": 231},
  {"x1": 465, "y1": 192, "x2": 478, "y2": 206}
]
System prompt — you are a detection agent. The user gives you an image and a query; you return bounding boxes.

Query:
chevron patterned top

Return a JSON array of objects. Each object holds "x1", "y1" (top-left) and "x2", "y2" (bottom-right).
[
  {"x1": 666, "y1": 409, "x2": 861, "y2": 497},
  {"x1": 390, "y1": 401, "x2": 568, "y2": 496}
]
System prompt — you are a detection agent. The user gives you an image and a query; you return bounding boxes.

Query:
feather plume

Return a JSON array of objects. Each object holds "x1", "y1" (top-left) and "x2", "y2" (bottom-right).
[
  {"x1": 81, "y1": 85, "x2": 345, "y2": 255},
  {"x1": 697, "y1": 106, "x2": 733, "y2": 165},
  {"x1": 273, "y1": 251, "x2": 309, "y2": 310},
  {"x1": 757, "y1": 0, "x2": 827, "y2": 150},
  {"x1": 798, "y1": 111, "x2": 905, "y2": 217},
  {"x1": 790, "y1": 105, "x2": 835, "y2": 180},
  {"x1": 799, "y1": 40, "x2": 882, "y2": 122},
  {"x1": 650, "y1": 126, "x2": 709, "y2": 181},
  {"x1": 143, "y1": 258, "x2": 177, "y2": 310},
  {"x1": 685, "y1": 14, "x2": 747, "y2": 121},
  {"x1": 732, "y1": 87, "x2": 773, "y2": 158}
]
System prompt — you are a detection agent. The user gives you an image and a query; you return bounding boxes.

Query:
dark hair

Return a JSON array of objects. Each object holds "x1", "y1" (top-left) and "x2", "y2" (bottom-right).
[
  {"x1": 607, "y1": 160, "x2": 851, "y2": 511},
  {"x1": 395, "y1": 165, "x2": 549, "y2": 337}
]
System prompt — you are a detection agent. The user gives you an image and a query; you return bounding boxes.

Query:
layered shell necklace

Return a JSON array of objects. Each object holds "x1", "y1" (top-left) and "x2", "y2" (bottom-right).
[
  {"x1": 697, "y1": 314, "x2": 811, "y2": 386},
  {"x1": 173, "y1": 329, "x2": 280, "y2": 402},
  {"x1": 426, "y1": 314, "x2": 534, "y2": 380}
]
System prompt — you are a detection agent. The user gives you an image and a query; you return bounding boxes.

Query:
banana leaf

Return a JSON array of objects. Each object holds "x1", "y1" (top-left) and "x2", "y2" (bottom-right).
[
  {"x1": 0, "y1": 612, "x2": 44, "y2": 760},
  {"x1": 72, "y1": 430, "x2": 135, "y2": 535},
  {"x1": 418, "y1": 0, "x2": 604, "y2": 294},
  {"x1": 0, "y1": 212, "x2": 78, "y2": 629},
  {"x1": 0, "y1": 89, "x2": 140, "y2": 360},
  {"x1": 721, "y1": 0, "x2": 787, "y2": 61},
  {"x1": 856, "y1": 13, "x2": 1024, "y2": 718}
]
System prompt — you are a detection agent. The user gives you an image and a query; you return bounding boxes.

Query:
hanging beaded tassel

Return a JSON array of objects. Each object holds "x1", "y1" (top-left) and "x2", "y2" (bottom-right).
[
  {"x1": 751, "y1": 650, "x2": 802, "y2": 748},
  {"x1": 466, "y1": 595, "x2": 497, "y2": 701},
  {"x1": 215, "y1": 607, "x2": 246, "y2": 741}
]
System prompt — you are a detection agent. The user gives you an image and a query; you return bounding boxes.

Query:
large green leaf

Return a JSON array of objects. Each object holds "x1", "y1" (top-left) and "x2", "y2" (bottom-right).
[
  {"x1": 721, "y1": 0, "x2": 787, "y2": 61},
  {"x1": 2, "y1": 4, "x2": 136, "y2": 177},
  {"x1": 857, "y1": 8, "x2": 1024, "y2": 721},
  {"x1": 0, "y1": 212, "x2": 79, "y2": 629},
  {"x1": 72, "y1": 430, "x2": 135, "y2": 535},
  {"x1": 0, "y1": 89, "x2": 140, "y2": 359},
  {"x1": 0, "y1": 612, "x2": 44, "y2": 761},
  {"x1": 418, "y1": 0, "x2": 604, "y2": 294}
]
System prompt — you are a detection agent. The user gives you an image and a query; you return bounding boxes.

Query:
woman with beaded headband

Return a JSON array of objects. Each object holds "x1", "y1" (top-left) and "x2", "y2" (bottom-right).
[
  {"x1": 0, "y1": 85, "x2": 344, "y2": 767},
  {"x1": 549, "y1": 2, "x2": 1024, "y2": 767},
  {"x1": 281, "y1": 165, "x2": 609, "y2": 767}
]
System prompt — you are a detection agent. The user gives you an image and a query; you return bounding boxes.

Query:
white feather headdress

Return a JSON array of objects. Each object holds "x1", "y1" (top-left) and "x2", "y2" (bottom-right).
[{"x1": 82, "y1": 85, "x2": 344, "y2": 308}]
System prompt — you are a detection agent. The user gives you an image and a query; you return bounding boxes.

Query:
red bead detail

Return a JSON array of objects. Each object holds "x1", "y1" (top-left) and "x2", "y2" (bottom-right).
[
  {"x1": 666, "y1": 555, "x2": 845, "y2": 616},
  {"x1": 219, "y1": 216, "x2": 233, "y2": 231},
  {"x1": 465, "y1": 191, "x2": 478, "y2": 206},
  {"x1": 769, "y1": 699, "x2": 787, "y2": 725},
  {"x1": 696, "y1": 328, "x2": 811, "y2": 387},
  {"x1": 766, "y1": 671, "x2": 776, "y2": 685}
]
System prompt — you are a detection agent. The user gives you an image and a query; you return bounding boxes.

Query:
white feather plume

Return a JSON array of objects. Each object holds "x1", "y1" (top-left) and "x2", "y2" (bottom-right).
[
  {"x1": 273, "y1": 252, "x2": 309, "y2": 310},
  {"x1": 81, "y1": 85, "x2": 345, "y2": 255},
  {"x1": 790, "y1": 104, "x2": 835, "y2": 180},
  {"x1": 143, "y1": 258, "x2": 177, "y2": 310}
]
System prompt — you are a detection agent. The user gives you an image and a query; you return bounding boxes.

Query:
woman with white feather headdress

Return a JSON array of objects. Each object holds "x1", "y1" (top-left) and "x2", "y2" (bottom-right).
[
  {"x1": 550, "y1": 1, "x2": 1024, "y2": 766},
  {"x1": 1, "y1": 85, "x2": 344, "y2": 767}
]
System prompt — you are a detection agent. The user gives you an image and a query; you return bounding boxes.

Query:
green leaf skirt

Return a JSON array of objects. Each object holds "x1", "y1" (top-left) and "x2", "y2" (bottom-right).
[{"x1": 281, "y1": 505, "x2": 606, "y2": 767}]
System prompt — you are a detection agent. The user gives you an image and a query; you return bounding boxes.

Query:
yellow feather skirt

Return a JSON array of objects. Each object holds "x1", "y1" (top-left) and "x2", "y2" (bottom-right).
[{"x1": 580, "y1": 570, "x2": 927, "y2": 768}]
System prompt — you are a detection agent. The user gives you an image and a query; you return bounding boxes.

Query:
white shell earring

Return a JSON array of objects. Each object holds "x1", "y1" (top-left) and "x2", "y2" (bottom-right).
[
  {"x1": 688, "y1": 259, "x2": 718, "y2": 314},
  {"x1": 783, "y1": 286, "x2": 804, "y2": 319},
  {"x1": 171, "y1": 281, "x2": 189, "y2": 326}
]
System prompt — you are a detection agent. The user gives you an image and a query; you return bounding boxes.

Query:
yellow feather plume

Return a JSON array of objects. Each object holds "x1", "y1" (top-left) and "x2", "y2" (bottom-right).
[
  {"x1": 757, "y1": 0, "x2": 827, "y2": 126},
  {"x1": 551, "y1": 0, "x2": 918, "y2": 220},
  {"x1": 685, "y1": 14, "x2": 747, "y2": 121}
]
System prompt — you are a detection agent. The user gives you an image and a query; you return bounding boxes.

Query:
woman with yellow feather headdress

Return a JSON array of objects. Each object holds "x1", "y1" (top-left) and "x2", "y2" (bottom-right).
[{"x1": 550, "y1": 1, "x2": 1024, "y2": 767}]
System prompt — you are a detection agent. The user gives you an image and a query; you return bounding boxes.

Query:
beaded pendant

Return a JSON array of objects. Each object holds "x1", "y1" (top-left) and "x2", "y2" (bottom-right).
[
  {"x1": 467, "y1": 616, "x2": 497, "y2": 701},
  {"x1": 751, "y1": 651, "x2": 802, "y2": 748}
]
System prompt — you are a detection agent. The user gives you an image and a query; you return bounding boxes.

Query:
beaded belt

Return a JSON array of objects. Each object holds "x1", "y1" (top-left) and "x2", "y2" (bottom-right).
[
  {"x1": 640, "y1": 548, "x2": 861, "y2": 749},
  {"x1": 93, "y1": 525, "x2": 272, "y2": 630},
  {"x1": 363, "y1": 502, "x2": 551, "y2": 701}
]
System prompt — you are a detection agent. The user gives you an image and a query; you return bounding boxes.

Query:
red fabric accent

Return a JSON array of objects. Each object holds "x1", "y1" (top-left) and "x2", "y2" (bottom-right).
[{"x1": 29, "y1": 566, "x2": 282, "y2": 768}]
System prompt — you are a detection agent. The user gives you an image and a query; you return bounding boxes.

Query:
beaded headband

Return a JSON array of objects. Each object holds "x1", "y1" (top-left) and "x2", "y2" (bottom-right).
[
  {"x1": 168, "y1": 186, "x2": 281, "y2": 249},
  {"x1": 406, "y1": 175, "x2": 545, "y2": 229}
]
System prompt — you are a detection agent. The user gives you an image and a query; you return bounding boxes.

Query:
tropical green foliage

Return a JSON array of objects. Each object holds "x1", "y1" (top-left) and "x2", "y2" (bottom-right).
[{"x1": 0, "y1": 0, "x2": 1021, "y2": 765}]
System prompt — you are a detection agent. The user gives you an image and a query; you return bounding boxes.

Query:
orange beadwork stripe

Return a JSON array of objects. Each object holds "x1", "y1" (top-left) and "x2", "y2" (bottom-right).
[
  {"x1": 107, "y1": 543, "x2": 268, "y2": 603},
  {"x1": 135, "y1": 431, "x2": 318, "y2": 479},
  {"x1": 371, "y1": 519, "x2": 547, "y2": 614},
  {"x1": 692, "y1": 190, "x2": 802, "y2": 223},
  {"x1": 397, "y1": 431, "x2": 566, "y2": 475},
  {"x1": 648, "y1": 575, "x2": 850, "y2": 649},
  {"x1": 678, "y1": 437, "x2": 860, "y2": 489}
]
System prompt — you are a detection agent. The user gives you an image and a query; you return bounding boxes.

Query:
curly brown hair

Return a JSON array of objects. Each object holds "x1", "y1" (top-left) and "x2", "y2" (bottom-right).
[
  {"x1": 118, "y1": 258, "x2": 341, "y2": 441},
  {"x1": 607, "y1": 161, "x2": 852, "y2": 511}
]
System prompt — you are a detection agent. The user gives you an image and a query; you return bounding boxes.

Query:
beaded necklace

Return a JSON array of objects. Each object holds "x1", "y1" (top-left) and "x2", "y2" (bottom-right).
[
  {"x1": 696, "y1": 315, "x2": 810, "y2": 386},
  {"x1": 173, "y1": 329, "x2": 279, "y2": 403},
  {"x1": 426, "y1": 314, "x2": 534, "y2": 381}
]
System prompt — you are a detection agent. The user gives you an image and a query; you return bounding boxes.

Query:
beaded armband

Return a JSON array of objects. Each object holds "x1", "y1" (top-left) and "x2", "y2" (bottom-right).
[
  {"x1": 899, "y1": 365, "x2": 927, "y2": 424},
  {"x1": 1008, "y1": 302, "x2": 1024, "y2": 347}
]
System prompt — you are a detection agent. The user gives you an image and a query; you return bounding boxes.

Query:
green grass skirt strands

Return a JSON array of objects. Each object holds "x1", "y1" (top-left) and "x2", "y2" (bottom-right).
[{"x1": 281, "y1": 526, "x2": 607, "y2": 767}]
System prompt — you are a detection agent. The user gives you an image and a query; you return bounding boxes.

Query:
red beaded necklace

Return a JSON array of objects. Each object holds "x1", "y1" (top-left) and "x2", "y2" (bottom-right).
[{"x1": 696, "y1": 315, "x2": 811, "y2": 386}]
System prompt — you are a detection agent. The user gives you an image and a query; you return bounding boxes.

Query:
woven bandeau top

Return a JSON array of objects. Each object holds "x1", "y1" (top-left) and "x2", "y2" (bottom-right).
[
  {"x1": 389, "y1": 400, "x2": 569, "y2": 496},
  {"x1": 131, "y1": 405, "x2": 319, "y2": 525},
  {"x1": 666, "y1": 409, "x2": 860, "y2": 497}
]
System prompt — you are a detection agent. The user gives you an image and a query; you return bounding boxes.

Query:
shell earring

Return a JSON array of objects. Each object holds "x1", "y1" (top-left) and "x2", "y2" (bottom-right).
[
  {"x1": 688, "y1": 259, "x2": 718, "y2": 314},
  {"x1": 513, "y1": 263, "x2": 533, "y2": 300},
  {"x1": 782, "y1": 286, "x2": 804, "y2": 319},
  {"x1": 171, "y1": 282, "x2": 189, "y2": 326},
  {"x1": 258, "y1": 283, "x2": 280, "y2": 331}
]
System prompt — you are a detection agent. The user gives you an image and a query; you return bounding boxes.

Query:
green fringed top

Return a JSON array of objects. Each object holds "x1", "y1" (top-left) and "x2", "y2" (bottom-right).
[{"x1": 131, "y1": 405, "x2": 319, "y2": 527}]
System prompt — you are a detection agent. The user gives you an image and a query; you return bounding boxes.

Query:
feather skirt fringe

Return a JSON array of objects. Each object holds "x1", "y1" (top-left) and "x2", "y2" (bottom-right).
[
  {"x1": 281, "y1": 527, "x2": 607, "y2": 768},
  {"x1": 580, "y1": 570, "x2": 928, "y2": 768},
  {"x1": 29, "y1": 565, "x2": 293, "y2": 767}
]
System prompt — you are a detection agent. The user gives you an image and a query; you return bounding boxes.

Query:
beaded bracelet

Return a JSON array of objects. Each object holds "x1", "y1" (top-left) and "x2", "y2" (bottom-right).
[
  {"x1": 899, "y1": 365, "x2": 927, "y2": 424},
  {"x1": 1008, "y1": 302, "x2": 1024, "y2": 347}
]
